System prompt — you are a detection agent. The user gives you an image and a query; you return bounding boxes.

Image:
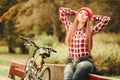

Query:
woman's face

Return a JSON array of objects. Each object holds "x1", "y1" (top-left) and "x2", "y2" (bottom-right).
[{"x1": 77, "y1": 10, "x2": 89, "y2": 23}]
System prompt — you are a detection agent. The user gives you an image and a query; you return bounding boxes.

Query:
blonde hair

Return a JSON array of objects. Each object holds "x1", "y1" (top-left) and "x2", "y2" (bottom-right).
[{"x1": 65, "y1": 16, "x2": 92, "y2": 52}]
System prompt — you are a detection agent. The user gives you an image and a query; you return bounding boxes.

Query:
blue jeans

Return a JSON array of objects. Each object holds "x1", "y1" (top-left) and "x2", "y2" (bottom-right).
[{"x1": 64, "y1": 60, "x2": 94, "y2": 80}]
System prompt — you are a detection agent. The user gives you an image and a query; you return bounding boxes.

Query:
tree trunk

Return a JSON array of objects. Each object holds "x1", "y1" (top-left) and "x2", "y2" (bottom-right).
[
  {"x1": 8, "y1": 46, "x2": 15, "y2": 53},
  {"x1": 8, "y1": 40, "x2": 15, "y2": 53},
  {"x1": 19, "y1": 43, "x2": 28, "y2": 54},
  {"x1": 52, "y1": 24, "x2": 57, "y2": 38}
]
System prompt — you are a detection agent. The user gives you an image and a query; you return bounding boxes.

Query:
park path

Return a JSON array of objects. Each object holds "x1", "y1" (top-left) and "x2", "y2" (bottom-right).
[
  {"x1": 0, "y1": 54, "x2": 28, "y2": 70},
  {"x1": 0, "y1": 54, "x2": 27, "y2": 63}
]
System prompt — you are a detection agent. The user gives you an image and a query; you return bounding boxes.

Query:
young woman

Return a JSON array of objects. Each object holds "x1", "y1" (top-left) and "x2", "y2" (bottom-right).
[{"x1": 59, "y1": 7, "x2": 110, "y2": 80}]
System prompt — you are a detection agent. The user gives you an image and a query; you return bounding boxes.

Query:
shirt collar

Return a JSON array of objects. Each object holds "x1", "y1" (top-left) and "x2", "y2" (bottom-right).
[{"x1": 76, "y1": 27, "x2": 86, "y2": 33}]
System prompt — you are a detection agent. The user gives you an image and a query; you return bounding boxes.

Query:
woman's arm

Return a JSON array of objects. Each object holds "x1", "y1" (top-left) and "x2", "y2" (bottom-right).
[
  {"x1": 59, "y1": 7, "x2": 77, "y2": 30},
  {"x1": 91, "y1": 15, "x2": 110, "y2": 35}
]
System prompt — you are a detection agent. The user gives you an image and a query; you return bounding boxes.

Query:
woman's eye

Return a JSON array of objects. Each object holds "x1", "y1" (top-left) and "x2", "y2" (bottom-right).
[
  {"x1": 79, "y1": 12, "x2": 82, "y2": 14},
  {"x1": 79, "y1": 11, "x2": 88, "y2": 16},
  {"x1": 85, "y1": 13, "x2": 88, "y2": 16}
]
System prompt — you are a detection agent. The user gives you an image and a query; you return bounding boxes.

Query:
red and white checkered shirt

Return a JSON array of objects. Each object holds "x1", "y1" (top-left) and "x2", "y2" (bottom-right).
[{"x1": 59, "y1": 7, "x2": 110, "y2": 59}]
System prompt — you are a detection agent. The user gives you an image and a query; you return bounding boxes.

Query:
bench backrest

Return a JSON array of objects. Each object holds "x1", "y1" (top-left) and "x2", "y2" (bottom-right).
[{"x1": 9, "y1": 62, "x2": 26, "y2": 78}]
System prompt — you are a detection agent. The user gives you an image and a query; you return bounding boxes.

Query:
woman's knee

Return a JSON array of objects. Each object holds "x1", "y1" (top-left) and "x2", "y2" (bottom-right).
[
  {"x1": 72, "y1": 61, "x2": 94, "y2": 80},
  {"x1": 77, "y1": 61, "x2": 93, "y2": 71}
]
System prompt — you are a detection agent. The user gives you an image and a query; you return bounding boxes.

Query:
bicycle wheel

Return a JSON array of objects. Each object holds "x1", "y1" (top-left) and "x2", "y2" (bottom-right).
[
  {"x1": 29, "y1": 73, "x2": 38, "y2": 80},
  {"x1": 37, "y1": 66, "x2": 50, "y2": 80},
  {"x1": 23, "y1": 70, "x2": 38, "y2": 80}
]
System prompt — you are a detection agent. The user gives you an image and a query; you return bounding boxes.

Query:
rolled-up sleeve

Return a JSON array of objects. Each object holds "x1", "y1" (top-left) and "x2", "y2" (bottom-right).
[
  {"x1": 59, "y1": 7, "x2": 77, "y2": 30},
  {"x1": 91, "y1": 15, "x2": 110, "y2": 35}
]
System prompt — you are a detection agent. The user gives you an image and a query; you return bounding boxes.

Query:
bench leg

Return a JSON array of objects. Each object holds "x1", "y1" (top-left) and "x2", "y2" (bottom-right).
[{"x1": 8, "y1": 74, "x2": 15, "y2": 80}]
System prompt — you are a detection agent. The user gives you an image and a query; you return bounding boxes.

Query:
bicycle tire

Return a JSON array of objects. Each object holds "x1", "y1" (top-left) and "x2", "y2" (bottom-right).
[
  {"x1": 29, "y1": 73, "x2": 38, "y2": 80},
  {"x1": 23, "y1": 70, "x2": 38, "y2": 80},
  {"x1": 37, "y1": 66, "x2": 51, "y2": 80}
]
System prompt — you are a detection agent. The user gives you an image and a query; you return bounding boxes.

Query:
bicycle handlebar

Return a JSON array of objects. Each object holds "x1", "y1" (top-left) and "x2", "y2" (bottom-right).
[
  {"x1": 19, "y1": 36, "x2": 57, "y2": 53},
  {"x1": 20, "y1": 36, "x2": 39, "y2": 48}
]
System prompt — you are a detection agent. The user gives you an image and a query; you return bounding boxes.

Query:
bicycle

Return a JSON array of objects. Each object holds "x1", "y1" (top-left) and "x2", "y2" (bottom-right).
[{"x1": 19, "y1": 36, "x2": 57, "y2": 80}]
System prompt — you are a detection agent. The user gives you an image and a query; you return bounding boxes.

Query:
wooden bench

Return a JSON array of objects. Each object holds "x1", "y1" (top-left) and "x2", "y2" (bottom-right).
[
  {"x1": 8, "y1": 62, "x2": 26, "y2": 79},
  {"x1": 8, "y1": 62, "x2": 119, "y2": 80}
]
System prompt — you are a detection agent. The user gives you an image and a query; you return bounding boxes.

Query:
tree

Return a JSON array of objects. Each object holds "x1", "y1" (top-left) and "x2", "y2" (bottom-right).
[
  {"x1": 4, "y1": 20, "x2": 16, "y2": 53},
  {"x1": 0, "y1": 0, "x2": 17, "y2": 16},
  {"x1": 106, "y1": 0, "x2": 120, "y2": 33},
  {"x1": 0, "y1": 2, "x2": 29, "y2": 53}
]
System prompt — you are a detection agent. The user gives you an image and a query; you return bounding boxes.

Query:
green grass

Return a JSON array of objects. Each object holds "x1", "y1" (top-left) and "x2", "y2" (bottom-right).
[
  {"x1": 0, "y1": 68, "x2": 9, "y2": 76},
  {"x1": 0, "y1": 68, "x2": 20, "y2": 80},
  {"x1": 0, "y1": 57, "x2": 11, "y2": 77},
  {"x1": 0, "y1": 59, "x2": 10, "y2": 66},
  {"x1": 0, "y1": 46, "x2": 8, "y2": 53},
  {"x1": 0, "y1": 59, "x2": 10, "y2": 77}
]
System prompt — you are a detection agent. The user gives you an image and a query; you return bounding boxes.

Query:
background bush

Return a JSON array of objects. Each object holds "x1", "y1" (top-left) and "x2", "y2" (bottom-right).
[
  {"x1": 34, "y1": 32, "x2": 59, "y2": 47},
  {"x1": 92, "y1": 32, "x2": 120, "y2": 75}
]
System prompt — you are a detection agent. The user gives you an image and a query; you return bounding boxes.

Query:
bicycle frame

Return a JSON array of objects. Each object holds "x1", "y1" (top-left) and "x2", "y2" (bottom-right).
[{"x1": 25, "y1": 49, "x2": 47, "y2": 75}]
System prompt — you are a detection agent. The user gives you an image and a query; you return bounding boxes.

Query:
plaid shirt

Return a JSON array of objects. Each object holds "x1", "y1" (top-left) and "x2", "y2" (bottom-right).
[{"x1": 59, "y1": 7, "x2": 110, "y2": 59}]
